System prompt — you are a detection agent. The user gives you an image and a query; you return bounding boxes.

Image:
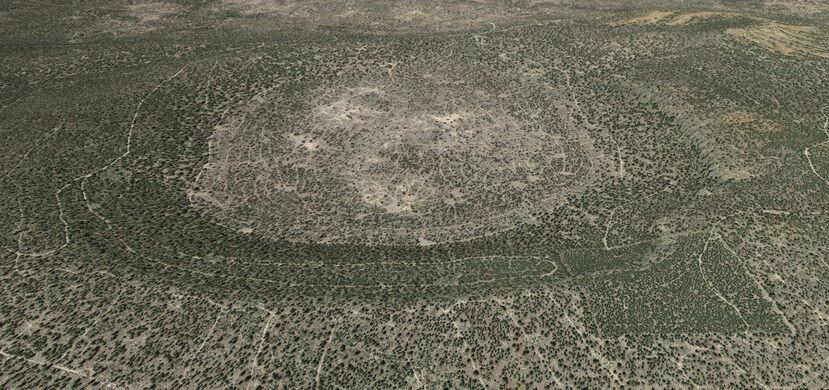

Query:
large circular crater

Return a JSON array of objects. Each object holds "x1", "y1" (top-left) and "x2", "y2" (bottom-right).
[{"x1": 192, "y1": 66, "x2": 601, "y2": 245}]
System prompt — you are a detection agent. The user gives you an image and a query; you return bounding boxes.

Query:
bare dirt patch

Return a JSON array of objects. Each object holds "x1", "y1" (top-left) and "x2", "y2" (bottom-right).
[
  {"x1": 193, "y1": 69, "x2": 600, "y2": 245},
  {"x1": 727, "y1": 22, "x2": 829, "y2": 58},
  {"x1": 70, "y1": 2, "x2": 183, "y2": 41},
  {"x1": 722, "y1": 111, "x2": 756, "y2": 125},
  {"x1": 722, "y1": 111, "x2": 785, "y2": 133},
  {"x1": 665, "y1": 12, "x2": 735, "y2": 26},
  {"x1": 126, "y1": 2, "x2": 183, "y2": 23},
  {"x1": 613, "y1": 10, "x2": 738, "y2": 27},
  {"x1": 612, "y1": 11, "x2": 673, "y2": 26},
  {"x1": 216, "y1": 0, "x2": 335, "y2": 17}
]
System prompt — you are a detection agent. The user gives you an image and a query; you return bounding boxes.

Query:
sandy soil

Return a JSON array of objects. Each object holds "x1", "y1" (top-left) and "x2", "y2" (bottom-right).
[
  {"x1": 665, "y1": 12, "x2": 735, "y2": 26},
  {"x1": 612, "y1": 11, "x2": 673, "y2": 26},
  {"x1": 728, "y1": 22, "x2": 829, "y2": 58}
]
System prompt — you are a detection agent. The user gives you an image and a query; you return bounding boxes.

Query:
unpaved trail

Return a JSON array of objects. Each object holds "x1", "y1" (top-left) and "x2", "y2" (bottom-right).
[
  {"x1": 314, "y1": 329, "x2": 336, "y2": 390},
  {"x1": 697, "y1": 227, "x2": 750, "y2": 331},
  {"x1": 804, "y1": 106, "x2": 829, "y2": 185},
  {"x1": 15, "y1": 62, "x2": 193, "y2": 258}
]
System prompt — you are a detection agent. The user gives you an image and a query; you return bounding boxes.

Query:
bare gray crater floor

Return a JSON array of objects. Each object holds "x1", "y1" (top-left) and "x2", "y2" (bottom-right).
[{"x1": 194, "y1": 62, "x2": 606, "y2": 245}]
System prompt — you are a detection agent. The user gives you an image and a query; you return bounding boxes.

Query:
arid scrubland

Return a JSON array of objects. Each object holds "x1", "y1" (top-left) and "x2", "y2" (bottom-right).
[{"x1": 2, "y1": 0, "x2": 829, "y2": 388}]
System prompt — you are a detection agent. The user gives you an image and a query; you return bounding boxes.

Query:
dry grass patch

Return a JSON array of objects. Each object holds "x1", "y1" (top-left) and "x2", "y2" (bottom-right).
[
  {"x1": 727, "y1": 22, "x2": 829, "y2": 58},
  {"x1": 126, "y1": 3, "x2": 183, "y2": 22},
  {"x1": 612, "y1": 11, "x2": 673, "y2": 26},
  {"x1": 722, "y1": 111, "x2": 785, "y2": 133},
  {"x1": 665, "y1": 11, "x2": 736, "y2": 26},
  {"x1": 613, "y1": 10, "x2": 740, "y2": 27},
  {"x1": 216, "y1": 0, "x2": 323, "y2": 17}
]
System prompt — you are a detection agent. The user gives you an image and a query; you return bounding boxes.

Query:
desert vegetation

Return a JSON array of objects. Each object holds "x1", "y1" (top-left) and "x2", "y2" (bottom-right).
[{"x1": 2, "y1": 0, "x2": 829, "y2": 388}]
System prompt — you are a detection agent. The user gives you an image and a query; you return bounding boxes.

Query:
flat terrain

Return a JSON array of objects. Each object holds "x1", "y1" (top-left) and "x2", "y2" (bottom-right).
[{"x1": 2, "y1": 0, "x2": 829, "y2": 388}]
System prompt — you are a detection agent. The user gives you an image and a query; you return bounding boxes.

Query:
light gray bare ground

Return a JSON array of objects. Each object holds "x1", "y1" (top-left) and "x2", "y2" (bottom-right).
[{"x1": 194, "y1": 64, "x2": 607, "y2": 245}]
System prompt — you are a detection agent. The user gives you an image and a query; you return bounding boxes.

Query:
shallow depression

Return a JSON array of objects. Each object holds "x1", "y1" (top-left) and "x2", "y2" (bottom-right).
[{"x1": 193, "y1": 70, "x2": 598, "y2": 245}]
